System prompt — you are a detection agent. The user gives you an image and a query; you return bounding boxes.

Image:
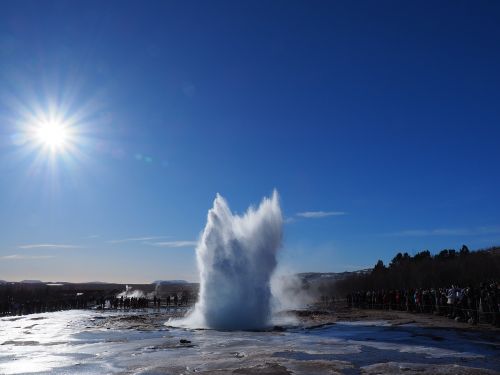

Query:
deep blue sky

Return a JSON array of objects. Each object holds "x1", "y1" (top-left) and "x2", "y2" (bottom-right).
[{"x1": 1, "y1": 1, "x2": 499, "y2": 282}]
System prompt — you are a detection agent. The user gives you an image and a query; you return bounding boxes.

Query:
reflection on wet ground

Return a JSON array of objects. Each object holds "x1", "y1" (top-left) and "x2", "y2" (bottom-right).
[{"x1": 0, "y1": 310, "x2": 498, "y2": 374}]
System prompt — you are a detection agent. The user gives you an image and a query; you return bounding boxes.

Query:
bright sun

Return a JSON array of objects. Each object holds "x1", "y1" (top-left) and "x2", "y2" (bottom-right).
[
  {"x1": 16, "y1": 101, "x2": 83, "y2": 162},
  {"x1": 35, "y1": 121, "x2": 69, "y2": 149}
]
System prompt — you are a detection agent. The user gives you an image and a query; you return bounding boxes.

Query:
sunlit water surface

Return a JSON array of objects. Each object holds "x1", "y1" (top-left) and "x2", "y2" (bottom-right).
[{"x1": 0, "y1": 310, "x2": 498, "y2": 374}]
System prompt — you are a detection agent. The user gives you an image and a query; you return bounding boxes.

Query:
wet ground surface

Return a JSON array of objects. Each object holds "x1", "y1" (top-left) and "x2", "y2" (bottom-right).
[{"x1": 0, "y1": 309, "x2": 499, "y2": 374}]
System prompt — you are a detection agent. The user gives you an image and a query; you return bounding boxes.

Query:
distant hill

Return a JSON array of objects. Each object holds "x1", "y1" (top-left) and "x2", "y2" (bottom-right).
[
  {"x1": 485, "y1": 246, "x2": 500, "y2": 255},
  {"x1": 297, "y1": 270, "x2": 372, "y2": 283},
  {"x1": 20, "y1": 280, "x2": 43, "y2": 284},
  {"x1": 153, "y1": 280, "x2": 189, "y2": 285}
]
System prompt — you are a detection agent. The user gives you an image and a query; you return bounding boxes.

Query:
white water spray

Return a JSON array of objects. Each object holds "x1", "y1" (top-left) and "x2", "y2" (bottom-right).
[{"x1": 174, "y1": 191, "x2": 283, "y2": 330}]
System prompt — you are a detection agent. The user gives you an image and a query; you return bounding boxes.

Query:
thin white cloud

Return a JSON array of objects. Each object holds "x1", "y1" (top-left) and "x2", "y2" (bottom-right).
[
  {"x1": 107, "y1": 236, "x2": 169, "y2": 244},
  {"x1": 1, "y1": 254, "x2": 54, "y2": 260},
  {"x1": 296, "y1": 211, "x2": 346, "y2": 219},
  {"x1": 384, "y1": 225, "x2": 500, "y2": 237},
  {"x1": 148, "y1": 240, "x2": 198, "y2": 248},
  {"x1": 18, "y1": 244, "x2": 81, "y2": 249}
]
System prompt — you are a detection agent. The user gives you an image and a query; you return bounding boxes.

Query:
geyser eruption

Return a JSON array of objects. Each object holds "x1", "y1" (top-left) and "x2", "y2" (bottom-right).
[{"x1": 177, "y1": 191, "x2": 283, "y2": 330}]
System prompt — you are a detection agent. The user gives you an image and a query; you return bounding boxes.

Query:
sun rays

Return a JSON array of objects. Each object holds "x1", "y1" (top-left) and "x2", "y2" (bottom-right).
[{"x1": 7, "y1": 93, "x2": 89, "y2": 168}]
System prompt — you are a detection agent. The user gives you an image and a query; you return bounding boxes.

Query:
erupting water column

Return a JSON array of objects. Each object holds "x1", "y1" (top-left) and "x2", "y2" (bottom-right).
[{"x1": 176, "y1": 191, "x2": 283, "y2": 330}]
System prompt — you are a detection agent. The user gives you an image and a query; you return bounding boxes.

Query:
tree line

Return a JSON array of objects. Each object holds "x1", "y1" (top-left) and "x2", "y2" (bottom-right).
[{"x1": 332, "y1": 245, "x2": 500, "y2": 295}]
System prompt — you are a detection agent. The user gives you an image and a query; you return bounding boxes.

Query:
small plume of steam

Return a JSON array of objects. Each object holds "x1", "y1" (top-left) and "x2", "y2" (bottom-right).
[
  {"x1": 172, "y1": 191, "x2": 283, "y2": 330},
  {"x1": 269, "y1": 269, "x2": 317, "y2": 326},
  {"x1": 116, "y1": 285, "x2": 146, "y2": 299},
  {"x1": 271, "y1": 270, "x2": 315, "y2": 312}
]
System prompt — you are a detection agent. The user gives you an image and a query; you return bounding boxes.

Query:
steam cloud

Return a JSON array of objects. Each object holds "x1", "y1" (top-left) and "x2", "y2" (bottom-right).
[
  {"x1": 116, "y1": 285, "x2": 146, "y2": 299},
  {"x1": 174, "y1": 191, "x2": 283, "y2": 330}
]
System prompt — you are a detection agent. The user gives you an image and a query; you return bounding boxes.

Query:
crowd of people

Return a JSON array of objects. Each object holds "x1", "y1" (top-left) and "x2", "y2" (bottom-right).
[
  {"x1": 101, "y1": 293, "x2": 191, "y2": 310},
  {"x1": 345, "y1": 282, "x2": 500, "y2": 326},
  {"x1": 0, "y1": 297, "x2": 90, "y2": 316},
  {"x1": 1, "y1": 291, "x2": 194, "y2": 317}
]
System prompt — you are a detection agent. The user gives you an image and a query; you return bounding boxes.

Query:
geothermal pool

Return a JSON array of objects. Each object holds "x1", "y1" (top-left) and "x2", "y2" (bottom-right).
[{"x1": 1, "y1": 309, "x2": 498, "y2": 375}]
